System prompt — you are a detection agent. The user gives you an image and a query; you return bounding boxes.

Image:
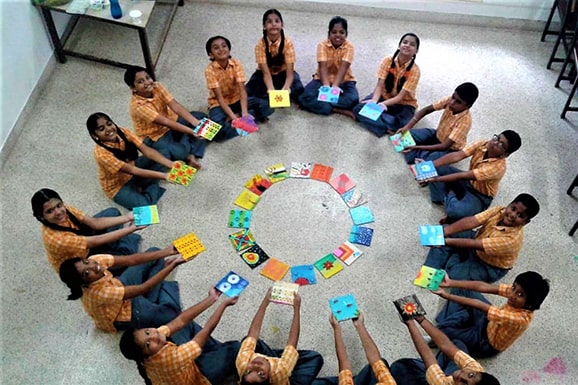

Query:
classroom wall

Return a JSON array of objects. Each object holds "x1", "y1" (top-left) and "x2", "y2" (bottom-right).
[{"x1": 0, "y1": 0, "x2": 551, "y2": 165}]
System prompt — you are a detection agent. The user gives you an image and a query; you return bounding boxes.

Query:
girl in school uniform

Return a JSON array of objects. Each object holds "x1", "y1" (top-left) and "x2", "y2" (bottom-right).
[
  {"x1": 297, "y1": 16, "x2": 359, "y2": 118},
  {"x1": 353, "y1": 33, "x2": 421, "y2": 137},
  {"x1": 205, "y1": 35, "x2": 273, "y2": 129},
  {"x1": 120, "y1": 287, "x2": 241, "y2": 385},
  {"x1": 31, "y1": 188, "x2": 142, "y2": 273},
  {"x1": 58, "y1": 246, "x2": 184, "y2": 333},
  {"x1": 246, "y1": 9, "x2": 304, "y2": 101},
  {"x1": 87, "y1": 112, "x2": 175, "y2": 210}
]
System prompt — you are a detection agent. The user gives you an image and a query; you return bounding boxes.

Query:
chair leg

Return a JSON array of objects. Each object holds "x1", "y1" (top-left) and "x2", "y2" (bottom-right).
[
  {"x1": 570, "y1": 219, "x2": 578, "y2": 236},
  {"x1": 567, "y1": 174, "x2": 578, "y2": 195},
  {"x1": 561, "y1": 71, "x2": 578, "y2": 118},
  {"x1": 542, "y1": 0, "x2": 560, "y2": 41}
]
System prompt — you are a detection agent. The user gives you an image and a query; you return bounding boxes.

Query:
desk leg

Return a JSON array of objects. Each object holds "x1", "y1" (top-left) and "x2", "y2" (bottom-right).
[
  {"x1": 138, "y1": 28, "x2": 155, "y2": 79},
  {"x1": 41, "y1": 7, "x2": 67, "y2": 63}
]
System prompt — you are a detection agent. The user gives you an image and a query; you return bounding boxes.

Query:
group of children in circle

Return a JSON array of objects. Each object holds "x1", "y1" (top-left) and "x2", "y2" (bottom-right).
[{"x1": 31, "y1": 6, "x2": 553, "y2": 385}]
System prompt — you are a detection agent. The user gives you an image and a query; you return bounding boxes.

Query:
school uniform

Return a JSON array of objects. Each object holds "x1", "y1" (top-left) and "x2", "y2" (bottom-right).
[
  {"x1": 435, "y1": 286, "x2": 533, "y2": 358},
  {"x1": 42, "y1": 205, "x2": 140, "y2": 272},
  {"x1": 312, "y1": 359, "x2": 396, "y2": 385},
  {"x1": 129, "y1": 82, "x2": 208, "y2": 158},
  {"x1": 81, "y1": 253, "x2": 181, "y2": 333},
  {"x1": 390, "y1": 345, "x2": 484, "y2": 385},
  {"x1": 424, "y1": 206, "x2": 524, "y2": 283},
  {"x1": 144, "y1": 323, "x2": 241, "y2": 385},
  {"x1": 94, "y1": 127, "x2": 165, "y2": 210},
  {"x1": 353, "y1": 56, "x2": 420, "y2": 136},
  {"x1": 404, "y1": 96, "x2": 472, "y2": 163},
  {"x1": 205, "y1": 58, "x2": 273, "y2": 127},
  {"x1": 298, "y1": 39, "x2": 359, "y2": 115},
  {"x1": 237, "y1": 337, "x2": 324, "y2": 385},
  {"x1": 246, "y1": 35, "x2": 304, "y2": 99},
  {"x1": 429, "y1": 140, "x2": 506, "y2": 221}
]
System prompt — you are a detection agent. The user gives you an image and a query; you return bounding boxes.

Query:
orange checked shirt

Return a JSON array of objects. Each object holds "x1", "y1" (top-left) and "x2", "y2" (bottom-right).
[
  {"x1": 338, "y1": 361, "x2": 397, "y2": 385},
  {"x1": 474, "y1": 206, "x2": 524, "y2": 269},
  {"x1": 129, "y1": 82, "x2": 178, "y2": 142},
  {"x1": 486, "y1": 283, "x2": 533, "y2": 351},
  {"x1": 425, "y1": 350, "x2": 484, "y2": 385},
  {"x1": 314, "y1": 39, "x2": 356, "y2": 83},
  {"x1": 432, "y1": 96, "x2": 472, "y2": 150},
  {"x1": 255, "y1": 35, "x2": 296, "y2": 74},
  {"x1": 94, "y1": 127, "x2": 143, "y2": 199},
  {"x1": 236, "y1": 337, "x2": 299, "y2": 385},
  {"x1": 205, "y1": 58, "x2": 247, "y2": 109},
  {"x1": 144, "y1": 325, "x2": 210, "y2": 385},
  {"x1": 42, "y1": 205, "x2": 89, "y2": 271},
  {"x1": 377, "y1": 56, "x2": 420, "y2": 108},
  {"x1": 81, "y1": 254, "x2": 131, "y2": 332},
  {"x1": 462, "y1": 140, "x2": 506, "y2": 197}
]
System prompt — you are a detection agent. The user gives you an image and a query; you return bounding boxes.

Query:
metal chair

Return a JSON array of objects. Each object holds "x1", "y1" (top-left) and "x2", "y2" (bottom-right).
[
  {"x1": 568, "y1": 173, "x2": 578, "y2": 235},
  {"x1": 541, "y1": 0, "x2": 577, "y2": 69},
  {"x1": 560, "y1": 38, "x2": 578, "y2": 117}
]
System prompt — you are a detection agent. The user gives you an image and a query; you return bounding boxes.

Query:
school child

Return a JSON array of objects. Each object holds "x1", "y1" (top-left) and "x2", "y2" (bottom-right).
[
  {"x1": 399, "y1": 82, "x2": 479, "y2": 164},
  {"x1": 424, "y1": 193, "x2": 540, "y2": 283},
  {"x1": 31, "y1": 188, "x2": 142, "y2": 272},
  {"x1": 246, "y1": 9, "x2": 304, "y2": 101},
  {"x1": 352, "y1": 33, "x2": 420, "y2": 137},
  {"x1": 425, "y1": 130, "x2": 522, "y2": 223},
  {"x1": 432, "y1": 272, "x2": 550, "y2": 358},
  {"x1": 120, "y1": 287, "x2": 241, "y2": 385},
  {"x1": 205, "y1": 35, "x2": 273, "y2": 130},
  {"x1": 124, "y1": 66, "x2": 209, "y2": 170},
  {"x1": 312, "y1": 312, "x2": 397, "y2": 385},
  {"x1": 58, "y1": 246, "x2": 183, "y2": 333},
  {"x1": 297, "y1": 16, "x2": 360, "y2": 118},
  {"x1": 236, "y1": 288, "x2": 323, "y2": 385},
  {"x1": 389, "y1": 316, "x2": 500, "y2": 385},
  {"x1": 87, "y1": 112, "x2": 174, "y2": 210}
]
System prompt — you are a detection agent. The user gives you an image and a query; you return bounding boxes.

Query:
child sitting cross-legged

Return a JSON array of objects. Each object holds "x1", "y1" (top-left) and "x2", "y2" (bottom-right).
[
  {"x1": 424, "y1": 193, "x2": 540, "y2": 283},
  {"x1": 431, "y1": 271, "x2": 550, "y2": 358}
]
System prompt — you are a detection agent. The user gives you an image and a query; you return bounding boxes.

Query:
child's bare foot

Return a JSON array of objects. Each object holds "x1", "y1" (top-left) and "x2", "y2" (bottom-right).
[
  {"x1": 439, "y1": 216, "x2": 447, "y2": 225},
  {"x1": 186, "y1": 155, "x2": 202, "y2": 170},
  {"x1": 333, "y1": 108, "x2": 357, "y2": 121}
]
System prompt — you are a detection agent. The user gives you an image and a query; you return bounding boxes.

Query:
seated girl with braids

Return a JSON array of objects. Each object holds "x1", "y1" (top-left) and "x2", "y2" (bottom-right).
[
  {"x1": 120, "y1": 287, "x2": 241, "y2": 385},
  {"x1": 353, "y1": 33, "x2": 421, "y2": 137},
  {"x1": 87, "y1": 112, "x2": 177, "y2": 210},
  {"x1": 32, "y1": 188, "x2": 142, "y2": 273},
  {"x1": 59, "y1": 246, "x2": 184, "y2": 333}
]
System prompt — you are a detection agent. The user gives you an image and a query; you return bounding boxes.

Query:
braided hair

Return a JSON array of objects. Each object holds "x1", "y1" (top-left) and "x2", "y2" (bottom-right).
[
  {"x1": 31, "y1": 188, "x2": 95, "y2": 236},
  {"x1": 384, "y1": 33, "x2": 420, "y2": 95},
  {"x1": 262, "y1": 9, "x2": 286, "y2": 70},
  {"x1": 86, "y1": 112, "x2": 139, "y2": 163}
]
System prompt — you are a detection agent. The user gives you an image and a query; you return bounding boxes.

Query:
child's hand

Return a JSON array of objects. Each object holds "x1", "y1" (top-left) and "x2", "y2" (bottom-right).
[
  {"x1": 125, "y1": 212, "x2": 135, "y2": 222},
  {"x1": 166, "y1": 255, "x2": 186, "y2": 268},
  {"x1": 396, "y1": 125, "x2": 410, "y2": 135},
  {"x1": 439, "y1": 275, "x2": 452, "y2": 288},
  {"x1": 352, "y1": 312, "x2": 365, "y2": 327},
  {"x1": 292, "y1": 292, "x2": 302, "y2": 309},
  {"x1": 223, "y1": 295, "x2": 239, "y2": 307},
  {"x1": 431, "y1": 288, "x2": 447, "y2": 298},
  {"x1": 378, "y1": 101, "x2": 388, "y2": 111},
  {"x1": 209, "y1": 286, "x2": 222, "y2": 302},
  {"x1": 263, "y1": 287, "x2": 273, "y2": 303},
  {"x1": 329, "y1": 313, "x2": 340, "y2": 329}
]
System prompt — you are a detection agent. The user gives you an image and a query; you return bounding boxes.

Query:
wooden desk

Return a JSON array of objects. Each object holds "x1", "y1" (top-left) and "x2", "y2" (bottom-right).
[{"x1": 38, "y1": 0, "x2": 180, "y2": 78}]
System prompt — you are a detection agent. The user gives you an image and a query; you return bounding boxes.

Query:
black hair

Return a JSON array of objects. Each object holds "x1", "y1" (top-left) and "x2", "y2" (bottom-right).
[
  {"x1": 31, "y1": 189, "x2": 95, "y2": 236},
  {"x1": 384, "y1": 33, "x2": 420, "y2": 95},
  {"x1": 500, "y1": 130, "x2": 521, "y2": 155},
  {"x1": 86, "y1": 112, "x2": 139, "y2": 163},
  {"x1": 328, "y1": 16, "x2": 348, "y2": 35},
  {"x1": 478, "y1": 372, "x2": 501, "y2": 385},
  {"x1": 511, "y1": 193, "x2": 540, "y2": 219},
  {"x1": 262, "y1": 9, "x2": 285, "y2": 69},
  {"x1": 120, "y1": 328, "x2": 153, "y2": 385},
  {"x1": 514, "y1": 271, "x2": 550, "y2": 310},
  {"x1": 59, "y1": 257, "x2": 85, "y2": 300},
  {"x1": 205, "y1": 36, "x2": 232, "y2": 61},
  {"x1": 455, "y1": 82, "x2": 479, "y2": 107},
  {"x1": 124, "y1": 66, "x2": 149, "y2": 88},
  {"x1": 240, "y1": 378, "x2": 271, "y2": 385}
]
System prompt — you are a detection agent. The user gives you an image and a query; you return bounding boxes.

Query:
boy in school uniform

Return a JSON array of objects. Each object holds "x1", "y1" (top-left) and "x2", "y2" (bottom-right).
[
  {"x1": 424, "y1": 130, "x2": 522, "y2": 223},
  {"x1": 390, "y1": 316, "x2": 500, "y2": 385},
  {"x1": 399, "y1": 82, "x2": 478, "y2": 164},
  {"x1": 432, "y1": 271, "x2": 550, "y2": 358},
  {"x1": 312, "y1": 312, "x2": 397, "y2": 385},
  {"x1": 424, "y1": 193, "x2": 540, "y2": 283}
]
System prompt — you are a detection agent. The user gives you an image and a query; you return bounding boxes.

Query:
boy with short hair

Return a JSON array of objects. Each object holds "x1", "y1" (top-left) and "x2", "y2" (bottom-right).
[
  {"x1": 425, "y1": 130, "x2": 522, "y2": 223},
  {"x1": 313, "y1": 312, "x2": 397, "y2": 385},
  {"x1": 390, "y1": 316, "x2": 500, "y2": 385},
  {"x1": 432, "y1": 271, "x2": 550, "y2": 358},
  {"x1": 400, "y1": 82, "x2": 479, "y2": 164},
  {"x1": 424, "y1": 193, "x2": 540, "y2": 283}
]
